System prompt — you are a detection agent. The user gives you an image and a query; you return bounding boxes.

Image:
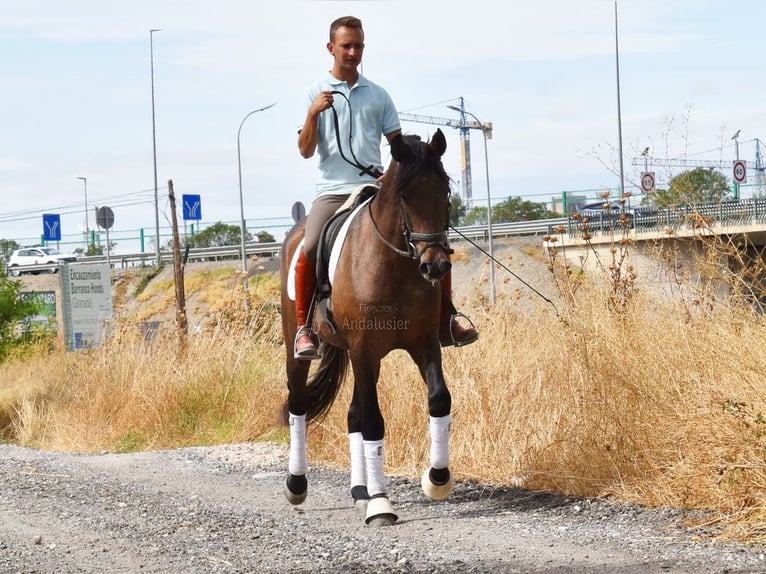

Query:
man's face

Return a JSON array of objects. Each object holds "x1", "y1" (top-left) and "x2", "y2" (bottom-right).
[{"x1": 327, "y1": 26, "x2": 365, "y2": 72}]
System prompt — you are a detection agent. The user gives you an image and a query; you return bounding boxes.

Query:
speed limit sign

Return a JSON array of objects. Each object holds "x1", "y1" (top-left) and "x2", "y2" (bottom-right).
[
  {"x1": 640, "y1": 171, "x2": 655, "y2": 193},
  {"x1": 733, "y1": 160, "x2": 747, "y2": 184}
]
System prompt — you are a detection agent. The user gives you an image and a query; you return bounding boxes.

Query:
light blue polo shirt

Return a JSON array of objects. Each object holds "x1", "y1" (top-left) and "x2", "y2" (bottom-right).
[{"x1": 301, "y1": 73, "x2": 401, "y2": 198}]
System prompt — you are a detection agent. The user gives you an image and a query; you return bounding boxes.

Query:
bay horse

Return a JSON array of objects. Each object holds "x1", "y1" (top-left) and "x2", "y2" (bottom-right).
[{"x1": 280, "y1": 129, "x2": 455, "y2": 526}]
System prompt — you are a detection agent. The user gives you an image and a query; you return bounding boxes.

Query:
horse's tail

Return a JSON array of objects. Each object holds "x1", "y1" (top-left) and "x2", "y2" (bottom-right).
[{"x1": 304, "y1": 342, "x2": 349, "y2": 423}]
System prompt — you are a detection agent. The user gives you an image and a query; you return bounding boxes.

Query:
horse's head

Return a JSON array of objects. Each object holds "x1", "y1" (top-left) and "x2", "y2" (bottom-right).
[{"x1": 389, "y1": 129, "x2": 452, "y2": 283}]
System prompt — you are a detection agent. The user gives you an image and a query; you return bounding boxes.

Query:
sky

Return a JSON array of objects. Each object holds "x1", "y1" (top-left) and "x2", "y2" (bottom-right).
[{"x1": 2, "y1": 0, "x2": 765, "y2": 254}]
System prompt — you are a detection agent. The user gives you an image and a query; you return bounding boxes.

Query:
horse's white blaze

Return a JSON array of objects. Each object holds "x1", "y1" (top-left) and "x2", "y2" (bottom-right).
[
  {"x1": 429, "y1": 414, "x2": 451, "y2": 469},
  {"x1": 288, "y1": 412, "x2": 308, "y2": 476},
  {"x1": 363, "y1": 439, "x2": 386, "y2": 496},
  {"x1": 349, "y1": 432, "x2": 367, "y2": 489}
]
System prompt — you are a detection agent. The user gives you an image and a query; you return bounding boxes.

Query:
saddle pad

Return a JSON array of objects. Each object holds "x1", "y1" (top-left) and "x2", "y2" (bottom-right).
[
  {"x1": 327, "y1": 197, "x2": 373, "y2": 286},
  {"x1": 285, "y1": 196, "x2": 371, "y2": 302}
]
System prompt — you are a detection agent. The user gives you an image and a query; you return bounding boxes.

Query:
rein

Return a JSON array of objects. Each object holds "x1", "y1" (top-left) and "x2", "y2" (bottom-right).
[{"x1": 328, "y1": 90, "x2": 383, "y2": 179}]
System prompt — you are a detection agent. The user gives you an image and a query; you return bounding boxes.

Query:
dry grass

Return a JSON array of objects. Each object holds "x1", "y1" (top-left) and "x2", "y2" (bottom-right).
[{"x1": 2, "y1": 249, "x2": 766, "y2": 542}]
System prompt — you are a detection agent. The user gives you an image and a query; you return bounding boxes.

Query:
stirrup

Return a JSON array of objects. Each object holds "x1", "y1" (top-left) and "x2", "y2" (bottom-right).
[
  {"x1": 294, "y1": 326, "x2": 322, "y2": 360},
  {"x1": 444, "y1": 312, "x2": 479, "y2": 348}
]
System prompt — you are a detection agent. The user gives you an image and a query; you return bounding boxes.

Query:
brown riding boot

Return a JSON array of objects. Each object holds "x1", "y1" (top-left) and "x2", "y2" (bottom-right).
[
  {"x1": 439, "y1": 270, "x2": 479, "y2": 348},
  {"x1": 294, "y1": 249, "x2": 321, "y2": 360}
]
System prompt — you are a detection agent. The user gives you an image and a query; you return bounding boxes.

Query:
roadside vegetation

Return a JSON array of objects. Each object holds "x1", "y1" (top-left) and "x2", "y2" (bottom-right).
[{"x1": 1, "y1": 217, "x2": 766, "y2": 544}]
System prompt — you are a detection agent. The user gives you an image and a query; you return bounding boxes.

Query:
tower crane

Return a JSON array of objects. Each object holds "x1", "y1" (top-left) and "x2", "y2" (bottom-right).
[{"x1": 399, "y1": 97, "x2": 492, "y2": 204}]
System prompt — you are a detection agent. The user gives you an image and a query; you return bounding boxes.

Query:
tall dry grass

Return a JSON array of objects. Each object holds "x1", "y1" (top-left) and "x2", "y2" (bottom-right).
[{"x1": 1, "y1": 241, "x2": 766, "y2": 541}]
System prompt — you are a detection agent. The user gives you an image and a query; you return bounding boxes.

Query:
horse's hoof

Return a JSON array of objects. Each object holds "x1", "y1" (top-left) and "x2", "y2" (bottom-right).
[
  {"x1": 354, "y1": 497, "x2": 369, "y2": 517},
  {"x1": 284, "y1": 474, "x2": 307, "y2": 505},
  {"x1": 364, "y1": 495, "x2": 398, "y2": 526},
  {"x1": 352, "y1": 485, "x2": 370, "y2": 517},
  {"x1": 421, "y1": 467, "x2": 454, "y2": 501}
]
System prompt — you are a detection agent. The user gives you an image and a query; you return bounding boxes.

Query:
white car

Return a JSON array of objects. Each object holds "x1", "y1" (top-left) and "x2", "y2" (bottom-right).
[{"x1": 7, "y1": 247, "x2": 78, "y2": 276}]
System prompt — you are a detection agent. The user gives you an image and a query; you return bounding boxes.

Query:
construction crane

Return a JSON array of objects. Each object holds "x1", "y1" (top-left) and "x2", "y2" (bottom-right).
[
  {"x1": 631, "y1": 138, "x2": 765, "y2": 198},
  {"x1": 399, "y1": 97, "x2": 492, "y2": 204}
]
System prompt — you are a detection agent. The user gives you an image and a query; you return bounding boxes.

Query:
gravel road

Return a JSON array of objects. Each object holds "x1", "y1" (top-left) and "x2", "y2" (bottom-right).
[{"x1": 1, "y1": 443, "x2": 764, "y2": 574}]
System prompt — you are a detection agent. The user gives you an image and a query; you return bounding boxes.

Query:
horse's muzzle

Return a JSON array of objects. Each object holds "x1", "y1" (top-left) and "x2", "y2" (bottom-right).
[{"x1": 419, "y1": 259, "x2": 451, "y2": 282}]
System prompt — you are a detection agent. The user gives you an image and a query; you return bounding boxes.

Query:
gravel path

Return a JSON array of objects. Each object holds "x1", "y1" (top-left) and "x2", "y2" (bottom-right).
[{"x1": 1, "y1": 443, "x2": 764, "y2": 574}]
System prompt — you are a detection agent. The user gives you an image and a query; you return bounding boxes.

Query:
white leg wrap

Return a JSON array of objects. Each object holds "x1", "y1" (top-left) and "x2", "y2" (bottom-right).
[
  {"x1": 363, "y1": 439, "x2": 386, "y2": 497},
  {"x1": 349, "y1": 432, "x2": 366, "y2": 489},
  {"x1": 288, "y1": 413, "x2": 308, "y2": 476},
  {"x1": 429, "y1": 414, "x2": 451, "y2": 469}
]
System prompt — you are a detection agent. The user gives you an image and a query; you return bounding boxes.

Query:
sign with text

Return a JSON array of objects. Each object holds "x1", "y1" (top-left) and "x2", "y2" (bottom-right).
[
  {"x1": 42, "y1": 214, "x2": 61, "y2": 242},
  {"x1": 182, "y1": 194, "x2": 202, "y2": 221},
  {"x1": 59, "y1": 263, "x2": 113, "y2": 351},
  {"x1": 20, "y1": 290, "x2": 57, "y2": 334}
]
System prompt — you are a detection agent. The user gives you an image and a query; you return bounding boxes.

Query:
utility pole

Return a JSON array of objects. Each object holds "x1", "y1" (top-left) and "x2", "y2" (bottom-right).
[
  {"x1": 168, "y1": 179, "x2": 188, "y2": 340},
  {"x1": 150, "y1": 28, "x2": 162, "y2": 266},
  {"x1": 77, "y1": 176, "x2": 89, "y2": 250}
]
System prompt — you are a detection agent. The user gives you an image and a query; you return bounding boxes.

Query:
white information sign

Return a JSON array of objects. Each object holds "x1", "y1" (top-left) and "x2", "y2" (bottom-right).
[{"x1": 60, "y1": 262, "x2": 113, "y2": 351}]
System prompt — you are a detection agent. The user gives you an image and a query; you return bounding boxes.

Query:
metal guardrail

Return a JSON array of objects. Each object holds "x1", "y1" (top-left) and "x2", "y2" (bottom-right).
[
  {"x1": 2, "y1": 219, "x2": 580, "y2": 275},
  {"x1": 565, "y1": 198, "x2": 766, "y2": 237}
]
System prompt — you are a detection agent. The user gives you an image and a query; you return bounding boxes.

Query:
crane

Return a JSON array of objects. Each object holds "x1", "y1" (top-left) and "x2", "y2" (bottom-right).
[{"x1": 399, "y1": 97, "x2": 492, "y2": 204}]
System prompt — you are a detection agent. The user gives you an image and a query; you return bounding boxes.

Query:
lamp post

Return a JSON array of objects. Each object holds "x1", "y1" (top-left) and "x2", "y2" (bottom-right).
[
  {"x1": 447, "y1": 105, "x2": 495, "y2": 304},
  {"x1": 150, "y1": 28, "x2": 162, "y2": 266},
  {"x1": 76, "y1": 176, "x2": 89, "y2": 250},
  {"x1": 237, "y1": 103, "x2": 276, "y2": 274}
]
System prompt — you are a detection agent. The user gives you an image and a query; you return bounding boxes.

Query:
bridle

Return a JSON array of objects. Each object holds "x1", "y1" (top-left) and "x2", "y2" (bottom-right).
[
  {"x1": 328, "y1": 91, "x2": 452, "y2": 260},
  {"x1": 368, "y1": 173, "x2": 453, "y2": 261}
]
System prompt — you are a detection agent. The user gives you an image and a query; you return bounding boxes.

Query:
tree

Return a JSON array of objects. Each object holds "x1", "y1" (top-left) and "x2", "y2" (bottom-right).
[
  {"x1": 492, "y1": 196, "x2": 558, "y2": 222},
  {"x1": 0, "y1": 239, "x2": 20, "y2": 264},
  {"x1": 461, "y1": 196, "x2": 557, "y2": 226},
  {"x1": 186, "y1": 222, "x2": 250, "y2": 248},
  {"x1": 652, "y1": 167, "x2": 732, "y2": 207},
  {"x1": 449, "y1": 194, "x2": 468, "y2": 227},
  {"x1": 256, "y1": 231, "x2": 276, "y2": 243}
]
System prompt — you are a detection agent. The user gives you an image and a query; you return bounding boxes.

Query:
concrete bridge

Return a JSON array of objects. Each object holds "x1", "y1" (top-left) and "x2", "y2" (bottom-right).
[{"x1": 550, "y1": 198, "x2": 766, "y2": 302}]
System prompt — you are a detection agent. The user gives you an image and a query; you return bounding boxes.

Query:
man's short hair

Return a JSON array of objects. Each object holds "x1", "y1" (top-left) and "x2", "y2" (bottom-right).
[{"x1": 330, "y1": 16, "x2": 363, "y2": 42}]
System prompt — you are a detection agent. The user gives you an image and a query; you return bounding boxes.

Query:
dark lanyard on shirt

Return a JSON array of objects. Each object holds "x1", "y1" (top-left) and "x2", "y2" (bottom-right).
[{"x1": 328, "y1": 90, "x2": 384, "y2": 179}]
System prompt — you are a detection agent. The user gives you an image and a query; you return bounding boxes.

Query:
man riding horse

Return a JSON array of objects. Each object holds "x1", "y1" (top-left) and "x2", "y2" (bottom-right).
[{"x1": 295, "y1": 15, "x2": 478, "y2": 360}]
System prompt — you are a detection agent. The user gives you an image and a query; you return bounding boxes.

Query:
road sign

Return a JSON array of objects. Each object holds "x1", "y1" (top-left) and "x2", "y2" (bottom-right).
[
  {"x1": 291, "y1": 201, "x2": 306, "y2": 223},
  {"x1": 96, "y1": 206, "x2": 115, "y2": 229},
  {"x1": 42, "y1": 214, "x2": 61, "y2": 241},
  {"x1": 183, "y1": 194, "x2": 202, "y2": 220},
  {"x1": 640, "y1": 172, "x2": 655, "y2": 193},
  {"x1": 733, "y1": 160, "x2": 747, "y2": 184}
]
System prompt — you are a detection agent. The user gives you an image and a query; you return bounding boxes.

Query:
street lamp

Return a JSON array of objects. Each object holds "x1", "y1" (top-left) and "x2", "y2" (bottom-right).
[
  {"x1": 77, "y1": 176, "x2": 89, "y2": 249},
  {"x1": 237, "y1": 103, "x2": 276, "y2": 274},
  {"x1": 447, "y1": 105, "x2": 495, "y2": 304},
  {"x1": 150, "y1": 28, "x2": 162, "y2": 266}
]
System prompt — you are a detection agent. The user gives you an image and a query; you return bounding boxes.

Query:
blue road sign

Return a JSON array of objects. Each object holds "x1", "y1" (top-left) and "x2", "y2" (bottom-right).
[
  {"x1": 182, "y1": 194, "x2": 202, "y2": 221},
  {"x1": 43, "y1": 214, "x2": 61, "y2": 241}
]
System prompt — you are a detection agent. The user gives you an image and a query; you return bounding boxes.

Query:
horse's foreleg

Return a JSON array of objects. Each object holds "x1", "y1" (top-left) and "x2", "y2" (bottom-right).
[
  {"x1": 416, "y1": 351, "x2": 454, "y2": 501},
  {"x1": 347, "y1": 387, "x2": 369, "y2": 514},
  {"x1": 284, "y1": 358, "x2": 311, "y2": 505},
  {"x1": 350, "y1": 355, "x2": 397, "y2": 526}
]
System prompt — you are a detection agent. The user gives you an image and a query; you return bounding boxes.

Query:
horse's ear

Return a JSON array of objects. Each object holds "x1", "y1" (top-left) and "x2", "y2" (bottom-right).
[
  {"x1": 390, "y1": 134, "x2": 413, "y2": 163},
  {"x1": 429, "y1": 129, "x2": 447, "y2": 158}
]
